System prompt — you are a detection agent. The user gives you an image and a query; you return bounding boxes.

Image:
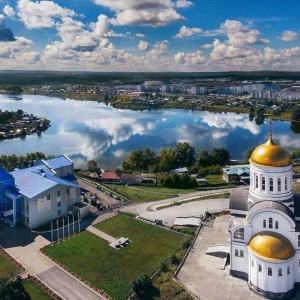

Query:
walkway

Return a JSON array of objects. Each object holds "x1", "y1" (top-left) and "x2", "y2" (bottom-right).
[{"x1": 0, "y1": 222, "x2": 105, "y2": 300}]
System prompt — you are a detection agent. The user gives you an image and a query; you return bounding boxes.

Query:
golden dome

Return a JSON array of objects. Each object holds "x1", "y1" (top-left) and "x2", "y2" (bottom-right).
[
  {"x1": 250, "y1": 134, "x2": 292, "y2": 167},
  {"x1": 248, "y1": 232, "x2": 294, "y2": 261}
]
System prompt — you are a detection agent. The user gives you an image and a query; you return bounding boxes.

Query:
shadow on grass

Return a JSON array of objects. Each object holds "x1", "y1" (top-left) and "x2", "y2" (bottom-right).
[{"x1": 136, "y1": 286, "x2": 160, "y2": 300}]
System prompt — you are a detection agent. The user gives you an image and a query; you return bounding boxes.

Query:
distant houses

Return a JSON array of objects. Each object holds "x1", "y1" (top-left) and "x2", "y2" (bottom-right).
[{"x1": 222, "y1": 165, "x2": 250, "y2": 184}]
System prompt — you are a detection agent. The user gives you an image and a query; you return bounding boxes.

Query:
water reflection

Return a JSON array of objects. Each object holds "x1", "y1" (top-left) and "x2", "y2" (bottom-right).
[{"x1": 0, "y1": 94, "x2": 298, "y2": 170}]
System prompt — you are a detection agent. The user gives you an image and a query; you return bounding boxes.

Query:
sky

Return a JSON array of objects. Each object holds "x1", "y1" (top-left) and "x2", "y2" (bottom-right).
[{"x1": 0, "y1": 0, "x2": 299, "y2": 72}]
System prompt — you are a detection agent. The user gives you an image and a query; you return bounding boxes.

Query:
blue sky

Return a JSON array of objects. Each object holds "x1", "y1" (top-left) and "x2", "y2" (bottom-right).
[{"x1": 0, "y1": 0, "x2": 299, "y2": 72}]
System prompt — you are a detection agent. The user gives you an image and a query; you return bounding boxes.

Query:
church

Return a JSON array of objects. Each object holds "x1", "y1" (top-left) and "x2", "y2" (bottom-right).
[{"x1": 229, "y1": 131, "x2": 300, "y2": 299}]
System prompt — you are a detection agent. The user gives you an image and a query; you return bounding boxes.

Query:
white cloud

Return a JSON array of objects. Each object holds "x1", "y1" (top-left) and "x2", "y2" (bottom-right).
[
  {"x1": 174, "y1": 51, "x2": 205, "y2": 64},
  {"x1": 202, "y1": 43, "x2": 214, "y2": 49},
  {"x1": 175, "y1": 0, "x2": 193, "y2": 8},
  {"x1": 138, "y1": 40, "x2": 150, "y2": 51},
  {"x1": 17, "y1": 0, "x2": 75, "y2": 29},
  {"x1": 280, "y1": 30, "x2": 298, "y2": 42},
  {"x1": 93, "y1": 0, "x2": 185, "y2": 27},
  {"x1": 221, "y1": 20, "x2": 269, "y2": 46},
  {"x1": 147, "y1": 40, "x2": 168, "y2": 57},
  {"x1": 3, "y1": 5, "x2": 16, "y2": 19},
  {"x1": 173, "y1": 26, "x2": 202, "y2": 38},
  {"x1": 136, "y1": 33, "x2": 145, "y2": 38}
]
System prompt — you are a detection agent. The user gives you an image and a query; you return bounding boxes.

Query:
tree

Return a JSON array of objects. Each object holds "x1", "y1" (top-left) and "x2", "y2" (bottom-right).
[
  {"x1": 174, "y1": 142, "x2": 195, "y2": 167},
  {"x1": 209, "y1": 148, "x2": 231, "y2": 166},
  {"x1": 87, "y1": 159, "x2": 100, "y2": 173},
  {"x1": 0, "y1": 276, "x2": 27, "y2": 299},
  {"x1": 132, "y1": 273, "x2": 153, "y2": 295},
  {"x1": 158, "y1": 147, "x2": 176, "y2": 171},
  {"x1": 244, "y1": 146, "x2": 256, "y2": 162},
  {"x1": 291, "y1": 105, "x2": 300, "y2": 121},
  {"x1": 198, "y1": 149, "x2": 210, "y2": 167}
]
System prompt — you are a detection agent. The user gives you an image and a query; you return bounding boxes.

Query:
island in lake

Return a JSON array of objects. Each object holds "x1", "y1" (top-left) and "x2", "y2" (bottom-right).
[{"x1": 0, "y1": 109, "x2": 51, "y2": 140}]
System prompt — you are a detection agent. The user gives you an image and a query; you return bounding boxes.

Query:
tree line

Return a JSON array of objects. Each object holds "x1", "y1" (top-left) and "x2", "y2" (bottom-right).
[
  {"x1": 121, "y1": 142, "x2": 231, "y2": 173},
  {"x1": 0, "y1": 152, "x2": 55, "y2": 172}
]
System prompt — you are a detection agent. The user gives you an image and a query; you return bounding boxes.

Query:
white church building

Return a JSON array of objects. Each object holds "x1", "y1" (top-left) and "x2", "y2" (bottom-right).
[{"x1": 229, "y1": 132, "x2": 300, "y2": 299}]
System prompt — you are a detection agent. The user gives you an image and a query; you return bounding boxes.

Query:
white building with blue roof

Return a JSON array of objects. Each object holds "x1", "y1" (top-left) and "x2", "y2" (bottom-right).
[{"x1": 0, "y1": 156, "x2": 81, "y2": 229}]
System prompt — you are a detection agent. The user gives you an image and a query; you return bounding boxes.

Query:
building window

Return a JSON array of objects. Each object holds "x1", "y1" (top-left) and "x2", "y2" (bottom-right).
[
  {"x1": 270, "y1": 178, "x2": 273, "y2": 192},
  {"x1": 57, "y1": 191, "x2": 61, "y2": 197},
  {"x1": 275, "y1": 221, "x2": 278, "y2": 229},
  {"x1": 298, "y1": 235, "x2": 300, "y2": 248},
  {"x1": 240, "y1": 250, "x2": 244, "y2": 257},
  {"x1": 263, "y1": 220, "x2": 266, "y2": 228},
  {"x1": 278, "y1": 178, "x2": 281, "y2": 192},
  {"x1": 255, "y1": 175, "x2": 258, "y2": 188},
  {"x1": 262, "y1": 177, "x2": 265, "y2": 191},
  {"x1": 287, "y1": 267, "x2": 290, "y2": 275},
  {"x1": 47, "y1": 194, "x2": 50, "y2": 200},
  {"x1": 233, "y1": 228, "x2": 244, "y2": 239},
  {"x1": 57, "y1": 201, "x2": 61, "y2": 207},
  {"x1": 285, "y1": 177, "x2": 288, "y2": 190},
  {"x1": 258, "y1": 264, "x2": 262, "y2": 272},
  {"x1": 269, "y1": 218, "x2": 273, "y2": 229},
  {"x1": 66, "y1": 188, "x2": 70, "y2": 195},
  {"x1": 252, "y1": 260, "x2": 254, "y2": 267},
  {"x1": 278, "y1": 268, "x2": 282, "y2": 276},
  {"x1": 268, "y1": 267, "x2": 272, "y2": 276},
  {"x1": 299, "y1": 259, "x2": 300, "y2": 267},
  {"x1": 57, "y1": 209, "x2": 61, "y2": 216},
  {"x1": 235, "y1": 249, "x2": 238, "y2": 256}
]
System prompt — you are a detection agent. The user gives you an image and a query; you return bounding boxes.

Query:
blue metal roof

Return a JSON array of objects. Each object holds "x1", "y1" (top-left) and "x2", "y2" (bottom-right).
[
  {"x1": 43, "y1": 155, "x2": 73, "y2": 170},
  {"x1": 12, "y1": 165, "x2": 55, "y2": 177},
  {"x1": 44, "y1": 174, "x2": 78, "y2": 188},
  {"x1": 0, "y1": 167, "x2": 13, "y2": 182},
  {"x1": 14, "y1": 171, "x2": 58, "y2": 198}
]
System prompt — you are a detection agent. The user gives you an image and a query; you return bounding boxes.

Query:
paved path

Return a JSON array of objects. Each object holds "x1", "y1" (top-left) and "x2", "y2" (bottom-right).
[
  {"x1": 0, "y1": 223, "x2": 105, "y2": 300},
  {"x1": 87, "y1": 225, "x2": 118, "y2": 244}
]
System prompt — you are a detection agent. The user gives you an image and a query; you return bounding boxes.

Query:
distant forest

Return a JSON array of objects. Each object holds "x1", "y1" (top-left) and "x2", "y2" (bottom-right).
[{"x1": 1, "y1": 70, "x2": 300, "y2": 86}]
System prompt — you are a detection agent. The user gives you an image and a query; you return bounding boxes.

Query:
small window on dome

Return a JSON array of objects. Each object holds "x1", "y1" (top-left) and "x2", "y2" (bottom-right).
[
  {"x1": 269, "y1": 218, "x2": 273, "y2": 229},
  {"x1": 262, "y1": 177, "x2": 265, "y2": 191},
  {"x1": 234, "y1": 228, "x2": 244, "y2": 239},
  {"x1": 287, "y1": 267, "x2": 290, "y2": 275},
  {"x1": 285, "y1": 177, "x2": 288, "y2": 191},
  {"x1": 268, "y1": 267, "x2": 272, "y2": 276},
  {"x1": 235, "y1": 249, "x2": 238, "y2": 256},
  {"x1": 258, "y1": 264, "x2": 262, "y2": 272},
  {"x1": 278, "y1": 268, "x2": 282, "y2": 276},
  {"x1": 275, "y1": 221, "x2": 278, "y2": 229},
  {"x1": 255, "y1": 175, "x2": 258, "y2": 189},
  {"x1": 240, "y1": 250, "x2": 244, "y2": 257},
  {"x1": 298, "y1": 235, "x2": 300, "y2": 248},
  {"x1": 278, "y1": 178, "x2": 281, "y2": 192},
  {"x1": 270, "y1": 178, "x2": 273, "y2": 192},
  {"x1": 263, "y1": 220, "x2": 266, "y2": 228}
]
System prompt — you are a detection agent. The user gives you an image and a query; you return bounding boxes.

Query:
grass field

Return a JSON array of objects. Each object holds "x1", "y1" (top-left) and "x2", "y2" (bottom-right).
[
  {"x1": 103, "y1": 184, "x2": 195, "y2": 203},
  {"x1": 44, "y1": 215, "x2": 189, "y2": 300},
  {"x1": 23, "y1": 279, "x2": 54, "y2": 300},
  {"x1": 0, "y1": 251, "x2": 20, "y2": 279}
]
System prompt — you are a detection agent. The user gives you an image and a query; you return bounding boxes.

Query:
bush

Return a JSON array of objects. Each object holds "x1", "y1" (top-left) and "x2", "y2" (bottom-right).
[{"x1": 132, "y1": 273, "x2": 153, "y2": 295}]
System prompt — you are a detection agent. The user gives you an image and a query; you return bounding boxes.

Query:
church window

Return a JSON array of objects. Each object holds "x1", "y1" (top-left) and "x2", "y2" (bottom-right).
[
  {"x1": 278, "y1": 268, "x2": 282, "y2": 276},
  {"x1": 268, "y1": 268, "x2": 272, "y2": 276},
  {"x1": 285, "y1": 177, "x2": 288, "y2": 190},
  {"x1": 258, "y1": 264, "x2": 262, "y2": 272},
  {"x1": 47, "y1": 194, "x2": 51, "y2": 200},
  {"x1": 240, "y1": 250, "x2": 244, "y2": 257},
  {"x1": 275, "y1": 221, "x2": 278, "y2": 229},
  {"x1": 269, "y1": 218, "x2": 273, "y2": 229},
  {"x1": 270, "y1": 178, "x2": 273, "y2": 192},
  {"x1": 235, "y1": 249, "x2": 238, "y2": 256},
  {"x1": 278, "y1": 178, "x2": 281, "y2": 192},
  {"x1": 262, "y1": 177, "x2": 265, "y2": 191},
  {"x1": 263, "y1": 220, "x2": 266, "y2": 228},
  {"x1": 298, "y1": 236, "x2": 300, "y2": 247},
  {"x1": 255, "y1": 175, "x2": 258, "y2": 188},
  {"x1": 234, "y1": 228, "x2": 244, "y2": 239},
  {"x1": 287, "y1": 267, "x2": 290, "y2": 275}
]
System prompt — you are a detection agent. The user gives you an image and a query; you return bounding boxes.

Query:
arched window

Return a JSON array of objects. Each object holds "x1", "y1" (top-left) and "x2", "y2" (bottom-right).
[
  {"x1": 268, "y1": 267, "x2": 272, "y2": 276},
  {"x1": 234, "y1": 228, "x2": 244, "y2": 239},
  {"x1": 278, "y1": 178, "x2": 281, "y2": 192},
  {"x1": 262, "y1": 177, "x2": 265, "y2": 191},
  {"x1": 287, "y1": 267, "x2": 290, "y2": 275},
  {"x1": 275, "y1": 221, "x2": 278, "y2": 229},
  {"x1": 240, "y1": 250, "x2": 244, "y2": 257},
  {"x1": 285, "y1": 177, "x2": 288, "y2": 190},
  {"x1": 235, "y1": 249, "x2": 238, "y2": 256},
  {"x1": 255, "y1": 175, "x2": 258, "y2": 189},
  {"x1": 270, "y1": 178, "x2": 273, "y2": 192},
  {"x1": 278, "y1": 268, "x2": 282, "y2": 276},
  {"x1": 263, "y1": 220, "x2": 266, "y2": 228},
  {"x1": 258, "y1": 264, "x2": 262, "y2": 272},
  {"x1": 269, "y1": 218, "x2": 273, "y2": 229}
]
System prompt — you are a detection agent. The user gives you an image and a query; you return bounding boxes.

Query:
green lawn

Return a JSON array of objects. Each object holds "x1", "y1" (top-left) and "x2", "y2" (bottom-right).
[
  {"x1": 23, "y1": 279, "x2": 54, "y2": 300},
  {"x1": 44, "y1": 215, "x2": 188, "y2": 300},
  {"x1": 0, "y1": 251, "x2": 20, "y2": 279},
  {"x1": 104, "y1": 184, "x2": 195, "y2": 203}
]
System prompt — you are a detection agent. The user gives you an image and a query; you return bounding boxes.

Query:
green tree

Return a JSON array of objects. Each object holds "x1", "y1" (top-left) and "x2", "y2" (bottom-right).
[
  {"x1": 87, "y1": 159, "x2": 100, "y2": 173},
  {"x1": 0, "y1": 276, "x2": 27, "y2": 300},
  {"x1": 158, "y1": 147, "x2": 176, "y2": 171},
  {"x1": 198, "y1": 149, "x2": 210, "y2": 167},
  {"x1": 174, "y1": 142, "x2": 195, "y2": 167},
  {"x1": 244, "y1": 146, "x2": 256, "y2": 162},
  {"x1": 291, "y1": 105, "x2": 300, "y2": 121},
  {"x1": 132, "y1": 273, "x2": 153, "y2": 295},
  {"x1": 209, "y1": 148, "x2": 231, "y2": 166}
]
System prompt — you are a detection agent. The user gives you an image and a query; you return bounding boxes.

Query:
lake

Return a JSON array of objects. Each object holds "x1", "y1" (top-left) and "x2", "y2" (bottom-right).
[{"x1": 0, "y1": 94, "x2": 298, "y2": 170}]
